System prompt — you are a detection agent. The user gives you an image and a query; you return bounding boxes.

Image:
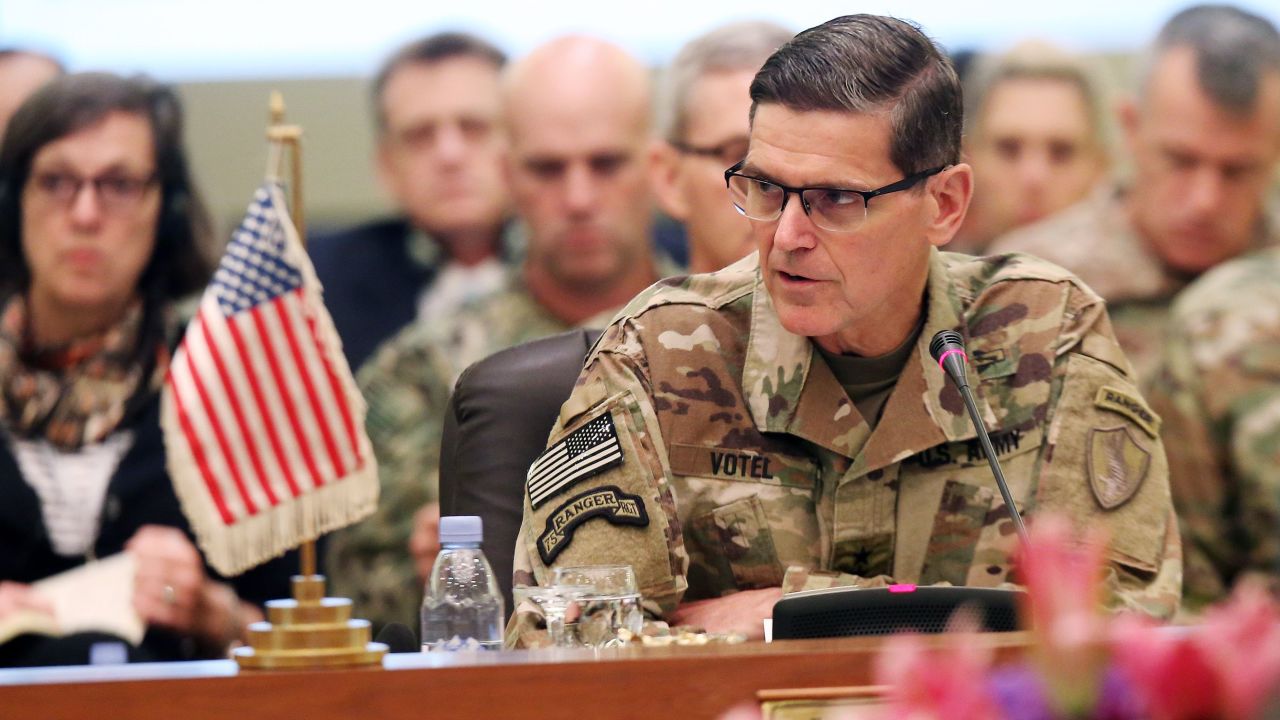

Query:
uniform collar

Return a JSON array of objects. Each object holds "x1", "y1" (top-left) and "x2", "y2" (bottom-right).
[{"x1": 743, "y1": 248, "x2": 997, "y2": 464}]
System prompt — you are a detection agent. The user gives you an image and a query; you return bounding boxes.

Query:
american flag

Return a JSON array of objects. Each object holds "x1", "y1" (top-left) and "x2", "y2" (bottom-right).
[
  {"x1": 162, "y1": 182, "x2": 377, "y2": 575},
  {"x1": 527, "y1": 412, "x2": 623, "y2": 509}
]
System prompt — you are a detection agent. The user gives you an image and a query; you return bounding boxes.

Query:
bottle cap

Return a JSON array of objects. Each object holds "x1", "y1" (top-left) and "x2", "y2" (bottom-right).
[{"x1": 439, "y1": 515, "x2": 483, "y2": 545}]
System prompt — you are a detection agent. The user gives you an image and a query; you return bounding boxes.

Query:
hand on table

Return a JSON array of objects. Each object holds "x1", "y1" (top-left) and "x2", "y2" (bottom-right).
[
  {"x1": 126, "y1": 525, "x2": 260, "y2": 653},
  {"x1": 127, "y1": 525, "x2": 207, "y2": 634},
  {"x1": 668, "y1": 587, "x2": 784, "y2": 641}
]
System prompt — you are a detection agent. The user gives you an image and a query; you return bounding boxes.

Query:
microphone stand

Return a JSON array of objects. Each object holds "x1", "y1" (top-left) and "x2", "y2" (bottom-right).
[{"x1": 931, "y1": 331, "x2": 1029, "y2": 547}]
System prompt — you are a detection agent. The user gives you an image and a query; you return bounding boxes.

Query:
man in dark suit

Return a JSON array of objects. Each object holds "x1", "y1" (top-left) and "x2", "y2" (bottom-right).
[{"x1": 309, "y1": 32, "x2": 514, "y2": 370}]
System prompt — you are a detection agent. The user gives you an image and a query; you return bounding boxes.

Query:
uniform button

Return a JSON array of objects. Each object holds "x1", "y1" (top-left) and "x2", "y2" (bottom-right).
[{"x1": 104, "y1": 496, "x2": 121, "y2": 522}]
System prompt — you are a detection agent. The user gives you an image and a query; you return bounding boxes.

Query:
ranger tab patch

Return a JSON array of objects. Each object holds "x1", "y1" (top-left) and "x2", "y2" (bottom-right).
[
  {"x1": 1087, "y1": 426, "x2": 1150, "y2": 510},
  {"x1": 537, "y1": 485, "x2": 649, "y2": 565},
  {"x1": 528, "y1": 412, "x2": 624, "y2": 509},
  {"x1": 1094, "y1": 386, "x2": 1161, "y2": 438}
]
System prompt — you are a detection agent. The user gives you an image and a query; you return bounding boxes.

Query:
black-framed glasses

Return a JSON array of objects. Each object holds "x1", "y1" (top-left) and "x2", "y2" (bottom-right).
[
  {"x1": 724, "y1": 162, "x2": 946, "y2": 232},
  {"x1": 27, "y1": 170, "x2": 159, "y2": 212},
  {"x1": 670, "y1": 136, "x2": 750, "y2": 168}
]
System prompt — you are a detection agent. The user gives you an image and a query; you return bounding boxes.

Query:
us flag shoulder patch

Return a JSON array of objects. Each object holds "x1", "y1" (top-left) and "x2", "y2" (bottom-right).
[{"x1": 527, "y1": 412, "x2": 624, "y2": 509}]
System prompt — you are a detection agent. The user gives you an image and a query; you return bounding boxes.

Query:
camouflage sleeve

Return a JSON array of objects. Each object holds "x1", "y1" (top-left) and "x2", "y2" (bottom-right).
[
  {"x1": 513, "y1": 319, "x2": 689, "y2": 617},
  {"x1": 1147, "y1": 298, "x2": 1280, "y2": 610},
  {"x1": 324, "y1": 328, "x2": 452, "y2": 630},
  {"x1": 1034, "y1": 290, "x2": 1181, "y2": 619}
]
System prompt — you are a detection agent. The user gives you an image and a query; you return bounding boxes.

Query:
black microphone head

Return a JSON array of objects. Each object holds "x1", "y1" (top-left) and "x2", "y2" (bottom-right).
[
  {"x1": 929, "y1": 330, "x2": 965, "y2": 363},
  {"x1": 374, "y1": 622, "x2": 418, "y2": 653}
]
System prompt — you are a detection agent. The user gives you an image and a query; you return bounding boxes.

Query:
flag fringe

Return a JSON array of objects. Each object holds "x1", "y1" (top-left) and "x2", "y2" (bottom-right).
[{"x1": 161, "y1": 389, "x2": 379, "y2": 578}]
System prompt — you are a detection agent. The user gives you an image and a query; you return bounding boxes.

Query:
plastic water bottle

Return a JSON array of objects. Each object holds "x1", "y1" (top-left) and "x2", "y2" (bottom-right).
[{"x1": 420, "y1": 516, "x2": 505, "y2": 652}]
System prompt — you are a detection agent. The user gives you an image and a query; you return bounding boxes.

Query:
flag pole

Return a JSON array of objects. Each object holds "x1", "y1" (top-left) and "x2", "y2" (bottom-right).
[
  {"x1": 232, "y1": 94, "x2": 387, "y2": 670},
  {"x1": 265, "y1": 92, "x2": 315, "y2": 580}
]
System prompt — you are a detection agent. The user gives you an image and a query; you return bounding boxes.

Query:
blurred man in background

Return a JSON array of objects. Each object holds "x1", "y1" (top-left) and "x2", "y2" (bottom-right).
[
  {"x1": 990, "y1": 5, "x2": 1280, "y2": 384},
  {"x1": 308, "y1": 32, "x2": 513, "y2": 370},
  {"x1": 1142, "y1": 9, "x2": 1280, "y2": 612},
  {"x1": 950, "y1": 42, "x2": 1110, "y2": 254},
  {"x1": 0, "y1": 49, "x2": 62, "y2": 140},
  {"x1": 1148, "y1": 246, "x2": 1280, "y2": 612},
  {"x1": 328, "y1": 35, "x2": 667, "y2": 631},
  {"x1": 648, "y1": 21, "x2": 793, "y2": 274}
]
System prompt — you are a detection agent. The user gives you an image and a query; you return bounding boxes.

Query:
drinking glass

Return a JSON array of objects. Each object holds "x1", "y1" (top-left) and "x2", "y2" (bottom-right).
[
  {"x1": 552, "y1": 565, "x2": 644, "y2": 647},
  {"x1": 518, "y1": 584, "x2": 590, "y2": 647}
]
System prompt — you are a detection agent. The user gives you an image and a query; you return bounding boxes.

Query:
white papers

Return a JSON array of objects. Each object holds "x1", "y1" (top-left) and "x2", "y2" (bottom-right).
[{"x1": 0, "y1": 554, "x2": 144, "y2": 645}]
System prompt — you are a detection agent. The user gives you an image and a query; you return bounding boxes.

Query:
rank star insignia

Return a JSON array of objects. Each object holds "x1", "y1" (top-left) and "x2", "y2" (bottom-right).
[
  {"x1": 1087, "y1": 426, "x2": 1150, "y2": 509},
  {"x1": 852, "y1": 547, "x2": 872, "y2": 569}
]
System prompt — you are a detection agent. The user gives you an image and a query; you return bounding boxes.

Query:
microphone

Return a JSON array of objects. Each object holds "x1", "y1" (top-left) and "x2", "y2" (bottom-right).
[
  {"x1": 929, "y1": 330, "x2": 1029, "y2": 546},
  {"x1": 374, "y1": 622, "x2": 419, "y2": 653}
]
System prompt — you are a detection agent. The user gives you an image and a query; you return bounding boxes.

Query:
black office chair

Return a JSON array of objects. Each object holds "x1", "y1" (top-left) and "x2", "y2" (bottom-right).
[{"x1": 437, "y1": 329, "x2": 603, "y2": 621}]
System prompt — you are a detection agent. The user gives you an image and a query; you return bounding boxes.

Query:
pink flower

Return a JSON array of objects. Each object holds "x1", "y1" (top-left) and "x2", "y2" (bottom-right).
[
  {"x1": 1111, "y1": 580, "x2": 1280, "y2": 720},
  {"x1": 1110, "y1": 614, "x2": 1220, "y2": 720},
  {"x1": 874, "y1": 612, "x2": 1003, "y2": 719},
  {"x1": 1195, "y1": 580, "x2": 1280, "y2": 719},
  {"x1": 1016, "y1": 514, "x2": 1110, "y2": 716}
]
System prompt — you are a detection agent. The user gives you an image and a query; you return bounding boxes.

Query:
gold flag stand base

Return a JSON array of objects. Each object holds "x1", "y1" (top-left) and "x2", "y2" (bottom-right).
[{"x1": 233, "y1": 574, "x2": 388, "y2": 670}]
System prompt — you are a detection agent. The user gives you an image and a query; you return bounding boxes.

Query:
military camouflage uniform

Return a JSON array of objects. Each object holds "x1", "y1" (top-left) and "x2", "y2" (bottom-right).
[
  {"x1": 1146, "y1": 247, "x2": 1280, "y2": 610},
  {"x1": 988, "y1": 182, "x2": 1279, "y2": 386},
  {"x1": 326, "y1": 270, "x2": 602, "y2": 630},
  {"x1": 512, "y1": 250, "x2": 1182, "y2": 627}
]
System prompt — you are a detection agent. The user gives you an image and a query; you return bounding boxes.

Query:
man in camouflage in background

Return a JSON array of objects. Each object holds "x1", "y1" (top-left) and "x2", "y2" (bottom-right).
[
  {"x1": 511, "y1": 14, "x2": 1181, "y2": 642},
  {"x1": 989, "y1": 5, "x2": 1280, "y2": 385},
  {"x1": 1147, "y1": 245, "x2": 1280, "y2": 611},
  {"x1": 648, "y1": 21, "x2": 793, "y2": 275},
  {"x1": 326, "y1": 36, "x2": 669, "y2": 630}
]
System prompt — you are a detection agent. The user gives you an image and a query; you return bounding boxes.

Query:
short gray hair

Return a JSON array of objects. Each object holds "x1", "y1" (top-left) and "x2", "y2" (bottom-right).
[
  {"x1": 657, "y1": 21, "x2": 793, "y2": 142},
  {"x1": 750, "y1": 14, "x2": 963, "y2": 175},
  {"x1": 1139, "y1": 4, "x2": 1280, "y2": 113}
]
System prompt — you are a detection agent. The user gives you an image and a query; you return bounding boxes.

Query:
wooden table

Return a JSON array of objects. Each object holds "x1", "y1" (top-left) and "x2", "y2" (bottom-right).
[{"x1": 0, "y1": 633, "x2": 1030, "y2": 719}]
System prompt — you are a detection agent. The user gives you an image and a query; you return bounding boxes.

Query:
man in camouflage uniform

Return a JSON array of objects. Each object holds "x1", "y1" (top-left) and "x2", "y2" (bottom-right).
[
  {"x1": 326, "y1": 36, "x2": 669, "y2": 630},
  {"x1": 1147, "y1": 247, "x2": 1280, "y2": 610},
  {"x1": 309, "y1": 33, "x2": 515, "y2": 371},
  {"x1": 989, "y1": 5, "x2": 1280, "y2": 385},
  {"x1": 648, "y1": 21, "x2": 793, "y2": 275},
  {"x1": 512, "y1": 14, "x2": 1181, "y2": 641}
]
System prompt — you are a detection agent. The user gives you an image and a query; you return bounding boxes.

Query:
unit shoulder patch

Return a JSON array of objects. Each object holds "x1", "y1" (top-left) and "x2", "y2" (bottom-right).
[
  {"x1": 536, "y1": 485, "x2": 650, "y2": 565},
  {"x1": 1087, "y1": 425, "x2": 1150, "y2": 510}
]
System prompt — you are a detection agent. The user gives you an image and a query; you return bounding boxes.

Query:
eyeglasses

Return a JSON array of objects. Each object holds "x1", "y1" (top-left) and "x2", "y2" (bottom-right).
[
  {"x1": 670, "y1": 136, "x2": 750, "y2": 168},
  {"x1": 27, "y1": 170, "x2": 158, "y2": 212},
  {"x1": 724, "y1": 162, "x2": 946, "y2": 232}
]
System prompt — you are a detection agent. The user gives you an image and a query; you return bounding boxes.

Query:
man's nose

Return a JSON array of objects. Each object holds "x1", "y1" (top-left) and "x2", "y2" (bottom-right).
[
  {"x1": 1016, "y1": 149, "x2": 1052, "y2": 189},
  {"x1": 771, "y1": 193, "x2": 818, "y2": 252},
  {"x1": 1185, "y1": 166, "x2": 1227, "y2": 218},
  {"x1": 564, "y1": 164, "x2": 599, "y2": 215}
]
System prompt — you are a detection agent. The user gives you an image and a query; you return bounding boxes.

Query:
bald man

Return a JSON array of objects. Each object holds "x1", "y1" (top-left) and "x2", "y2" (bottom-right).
[
  {"x1": 0, "y1": 50, "x2": 62, "y2": 139},
  {"x1": 328, "y1": 36, "x2": 670, "y2": 632}
]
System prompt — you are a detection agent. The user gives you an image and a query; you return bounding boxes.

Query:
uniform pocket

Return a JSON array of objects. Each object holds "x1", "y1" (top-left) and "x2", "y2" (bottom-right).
[{"x1": 689, "y1": 495, "x2": 785, "y2": 589}]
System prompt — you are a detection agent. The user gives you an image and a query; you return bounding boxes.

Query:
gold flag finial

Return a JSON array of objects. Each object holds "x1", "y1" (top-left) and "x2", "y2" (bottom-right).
[{"x1": 269, "y1": 91, "x2": 285, "y2": 125}]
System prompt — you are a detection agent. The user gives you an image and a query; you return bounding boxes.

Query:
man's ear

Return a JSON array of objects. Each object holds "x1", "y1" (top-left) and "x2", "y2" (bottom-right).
[
  {"x1": 925, "y1": 163, "x2": 973, "y2": 248},
  {"x1": 374, "y1": 137, "x2": 399, "y2": 200},
  {"x1": 1117, "y1": 95, "x2": 1141, "y2": 160},
  {"x1": 647, "y1": 139, "x2": 691, "y2": 221}
]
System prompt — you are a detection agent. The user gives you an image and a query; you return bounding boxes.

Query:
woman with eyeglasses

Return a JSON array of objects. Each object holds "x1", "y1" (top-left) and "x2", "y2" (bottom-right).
[{"x1": 0, "y1": 73, "x2": 294, "y2": 666}]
